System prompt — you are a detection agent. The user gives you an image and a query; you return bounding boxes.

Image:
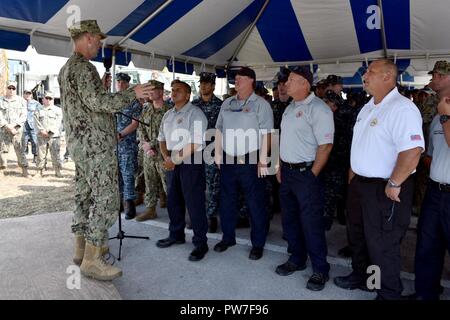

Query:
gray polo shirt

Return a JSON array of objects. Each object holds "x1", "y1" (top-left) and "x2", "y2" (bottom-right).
[
  {"x1": 216, "y1": 93, "x2": 273, "y2": 156},
  {"x1": 158, "y1": 102, "x2": 207, "y2": 151},
  {"x1": 280, "y1": 93, "x2": 334, "y2": 163},
  {"x1": 428, "y1": 115, "x2": 450, "y2": 184}
]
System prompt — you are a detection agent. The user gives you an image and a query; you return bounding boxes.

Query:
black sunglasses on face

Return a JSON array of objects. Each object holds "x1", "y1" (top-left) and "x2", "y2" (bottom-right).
[{"x1": 7, "y1": 87, "x2": 16, "y2": 90}]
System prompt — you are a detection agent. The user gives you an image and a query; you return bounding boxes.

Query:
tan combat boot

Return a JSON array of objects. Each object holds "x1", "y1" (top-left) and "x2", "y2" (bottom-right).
[
  {"x1": 134, "y1": 192, "x2": 144, "y2": 206},
  {"x1": 33, "y1": 169, "x2": 43, "y2": 178},
  {"x1": 159, "y1": 192, "x2": 167, "y2": 208},
  {"x1": 80, "y1": 242, "x2": 122, "y2": 281},
  {"x1": 55, "y1": 167, "x2": 63, "y2": 178},
  {"x1": 73, "y1": 235, "x2": 86, "y2": 266},
  {"x1": 135, "y1": 206, "x2": 157, "y2": 221},
  {"x1": 74, "y1": 235, "x2": 109, "y2": 266},
  {"x1": 22, "y1": 167, "x2": 29, "y2": 178}
]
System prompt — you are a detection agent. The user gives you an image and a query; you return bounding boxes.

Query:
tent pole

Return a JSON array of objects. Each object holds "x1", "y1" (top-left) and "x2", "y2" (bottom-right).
[
  {"x1": 227, "y1": 0, "x2": 271, "y2": 69},
  {"x1": 377, "y1": 0, "x2": 388, "y2": 58},
  {"x1": 116, "y1": 0, "x2": 174, "y2": 47},
  {"x1": 112, "y1": 47, "x2": 116, "y2": 93}
]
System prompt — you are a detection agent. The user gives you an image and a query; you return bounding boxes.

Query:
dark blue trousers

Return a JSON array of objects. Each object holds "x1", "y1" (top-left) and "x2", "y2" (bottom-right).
[
  {"x1": 219, "y1": 163, "x2": 268, "y2": 248},
  {"x1": 280, "y1": 166, "x2": 330, "y2": 275},
  {"x1": 23, "y1": 122, "x2": 37, "y2": 156},
  {"x1": 166, "y1": 162, "x2": 208, "y2": 248},
  {"x1": 415, "y1": 180, "x2": 450, "y2": 300}
]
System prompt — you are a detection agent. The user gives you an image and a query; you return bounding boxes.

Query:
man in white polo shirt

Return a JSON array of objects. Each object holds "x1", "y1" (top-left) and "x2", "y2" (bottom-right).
[
  {"x1": 414, "y1": 85, "x2": 450, "y2": 300},
  {"x1": 334, "y1": 59, "x2": 424, "y2": 300},
  {"x1": 156, "y1": 80, "x2": 209, "y2": 262}
]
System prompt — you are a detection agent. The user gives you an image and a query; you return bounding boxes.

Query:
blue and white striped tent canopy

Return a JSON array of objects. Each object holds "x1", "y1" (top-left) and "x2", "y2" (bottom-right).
[{"x1": 1, "y1": 0, "x2": 449, "y2": 82}]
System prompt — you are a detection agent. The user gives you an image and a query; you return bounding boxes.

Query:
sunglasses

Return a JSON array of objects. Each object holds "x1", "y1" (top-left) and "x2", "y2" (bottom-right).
[
  {"x1": 7, "y1": 87, "x2": 16, "y2": 90},
  {"x1": 44, "y1": 97, "x2": 53, "y2": 100}
]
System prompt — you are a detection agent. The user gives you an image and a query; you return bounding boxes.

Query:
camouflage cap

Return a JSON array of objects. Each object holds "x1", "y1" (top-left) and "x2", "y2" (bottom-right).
[
  {"x1": 68, "y1": 20, "x2": 106, "y2": 39},
  {"x1": 44, "y1": 91, "x2": 54, "y2": 99},
  {"x1": 148, "y1": 80, "x2": 164, "y2": 89},
  {"x1": 7, "y1": 80, "x2": 17, "y2": 88},
  {"x1": 428, "y1": 60, "x2": 450, "y2": 75}
]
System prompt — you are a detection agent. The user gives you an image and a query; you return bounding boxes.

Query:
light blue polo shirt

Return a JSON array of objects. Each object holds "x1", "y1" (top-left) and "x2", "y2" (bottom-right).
[
  {"x1": 216, "y1": 93, "x2": 273, "y2": 156},
  {"x1": 428, "y1": 115, "x2": 450, "y2": 184},
  {"x1": 280, "y1": 93, "x2": 334, "y2": 163}
]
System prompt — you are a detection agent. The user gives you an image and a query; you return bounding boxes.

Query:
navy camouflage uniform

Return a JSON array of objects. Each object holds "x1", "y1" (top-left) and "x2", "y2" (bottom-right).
[
  {"x1": 192, "y1": 94, "x2": 222, "y2": 218},
  {"x1": 117, "y1": 100, "x2": 142, "y2": 201},
  {"x1": 323, "y1": 90, "x2": 361, "y2": 227},
  {"x1": 269, "y1": 97, "x2": 292, "y2": 215}
]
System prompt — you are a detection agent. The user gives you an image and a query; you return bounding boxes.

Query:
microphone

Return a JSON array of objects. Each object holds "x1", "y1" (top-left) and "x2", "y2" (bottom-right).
[{"x1": 103, "y1": 57, "x2": 112, "y2": 75}]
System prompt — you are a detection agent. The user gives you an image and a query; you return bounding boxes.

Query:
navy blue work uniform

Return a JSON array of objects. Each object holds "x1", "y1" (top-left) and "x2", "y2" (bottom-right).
[
  {"x1": 192, "y1": 94, "x2": 222, "y2": 218},
  {"x1": 415, "y1": 115, "x2": 450, "y2": 300},
  {"x1": 116, "y1": 99, "x2": 141, "y2": 201},
  {"x1": 23, "y1": 99, "x2": 41, "y2": 156},
  {"x1": 158, "y1": 102, "x2": 208, "y2": 248}
]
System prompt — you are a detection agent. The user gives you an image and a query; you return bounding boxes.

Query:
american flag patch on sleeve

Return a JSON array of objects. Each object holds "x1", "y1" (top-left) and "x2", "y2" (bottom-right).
[{"x1": 410, "y1": 135, "x2": 422, "y2": 141}]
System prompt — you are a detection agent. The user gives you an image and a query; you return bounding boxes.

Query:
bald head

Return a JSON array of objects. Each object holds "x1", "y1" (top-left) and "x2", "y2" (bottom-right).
[
  {"x1": 363, "y1": 59, "x2": 399, "y2": 102},
  {"x1": 376, "y1": 59, "x2": 398, "y2": 85}
]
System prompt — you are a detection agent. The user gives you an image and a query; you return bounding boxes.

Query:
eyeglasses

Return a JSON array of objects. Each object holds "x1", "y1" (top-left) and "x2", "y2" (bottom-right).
[
  {"x1": 44, "y1": 97, "x2": 53, "y2": 100},
  {"x1": 7, "y1": 87, "x2": 16, "y2": 90}
]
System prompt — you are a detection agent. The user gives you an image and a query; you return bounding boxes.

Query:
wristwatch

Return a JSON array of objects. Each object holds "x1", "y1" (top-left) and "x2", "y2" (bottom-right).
[
  {"x1": 387, "y1": 179, "x2": 401, "y2": 188},
  {"x1": 440, "y1": 115, "x2": 450, "y2": 124}
]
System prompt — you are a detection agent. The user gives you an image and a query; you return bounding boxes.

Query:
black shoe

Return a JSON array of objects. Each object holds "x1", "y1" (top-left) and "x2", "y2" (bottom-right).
[
  {"x1": 236, "y1": 216, "x2": 250, "y2": 228},
  {"x1": 156, "y1": 237, "x2": 185, "y2": 248},
  {"x1": 124, "y1": 200, "x2": 136, "y2": 220},
  {"x1": 338, "y1": 245, "x2": 352, "y2": 258},
  {"x1": 334, "y1": 271, "x2": 368, "y2": 290},
  {"x1": 275, "y1": 261, "x2": 306, "y2": 276},
  {"x1": 249, "y1": 247, "x2": 263, "y2": 260},
  {"x1": 208, "y1": 216, "x2": 218, "y2": 233},
  {"x1": 189, "y1": 246, "x2": 208, "y2": 261},
  {"x1": 306, "y1": 273, "x2": 329, "y2": 291},
  {"x1": 213, "y1": 241, "x2": 235, "y2": 252}
]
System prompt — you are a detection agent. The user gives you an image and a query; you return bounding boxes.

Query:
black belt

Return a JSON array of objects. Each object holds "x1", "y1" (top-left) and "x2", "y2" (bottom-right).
[
  {"x1": 430, "y1": 179, "x2": 450, "y2": 193},
  {"x1": 355, "y1": 175, "x2": 388, "y2": 184},
  {"x1": 281, "y1": 159, "x2": 313, "y2": 170}
]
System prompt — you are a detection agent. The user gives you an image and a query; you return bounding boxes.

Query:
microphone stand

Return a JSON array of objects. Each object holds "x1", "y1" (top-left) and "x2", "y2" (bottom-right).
[{"x1": 109, "y1": 102, "x2": 151, "y2": 261}]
